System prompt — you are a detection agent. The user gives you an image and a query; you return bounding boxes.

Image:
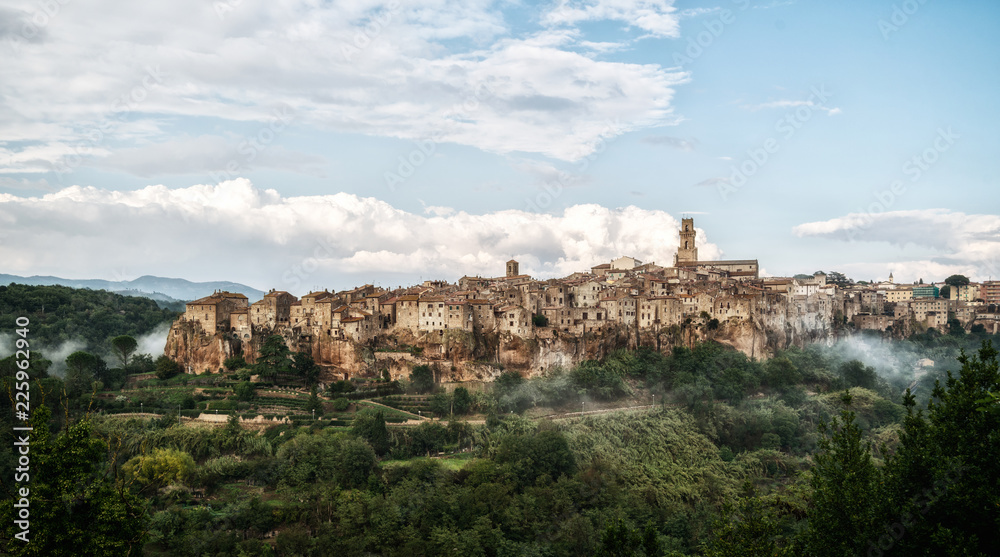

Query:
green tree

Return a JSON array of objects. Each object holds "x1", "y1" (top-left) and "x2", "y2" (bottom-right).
[
  {"x1": 0, "y1": 406, "x2": 149, "y2": 555},
  {"x1": 597, "y1": 518, "x2": 641, "y2": 557},
  {"x1": 532, "y1": 313, "x2": 549, "y2": 327},
  {"x1": 837, "y1": 359, "x2": 885, "y2": 394},
  {"x1": 123, "y1": 448, "x2": 196, "y2": 493},
  {"x1": 223, "y1": 355, "x2": 247, "y2": 371},
  {"x1": 64, "y1": 351, "x2": 105, "y2": 398},
  {"x1": 410, "y1": 364, "x2": 435, "y2": 394},
  {"x1": 333, "y1": 438, "x2": 378, "y2": 489},
  {"x1": 764, "y1": 357, "x2": 802, "y2": 392},
  {"x1": 944, "y1": 274, "x2": 970, "y2": 287},
  {"x1": 453, "y1": 386, "x2": 473, "y2": 414},
  {"x1": 305, "y1": 385, "x2": 324, "y2": 417},
  {"x1": 234, "y1": 380, "x2": 256, "y2": 401},
  {"x1": 351, "y1": 408, "x2": 390, "y2": 456},
  {"x1": 292, "y1": 351, "x2": 320, "y2": 386},
  {"x1": 256, "y1": 335, "x2": 292, "y2": 380},
  {"x1": 110, "y1": 334, "x2": 138, "y2": 369},
  {"x1": 705, "y1": 483, "x2": 796, "y2": 557},
  {"x1": 154, "y1": 355, "x2": 181, "y2": 380},
  {"x1": 802, "y1": 392, "x2": 883, "y2": 556},
  {"x1": 130, "y1": 353, "x2": 155, "y2": 374},
  {"x1": 876, "y1": 341, "x2": 1000, "y2": 555}
]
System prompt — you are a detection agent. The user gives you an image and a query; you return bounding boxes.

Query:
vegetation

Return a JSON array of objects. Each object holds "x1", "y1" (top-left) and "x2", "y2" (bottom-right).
[
  {"x1": 0, "y1": 283, "x2": 178, "y2": 355},
  {"x1": 2, "y1": 283, "x2": 998, "y2": 555}
]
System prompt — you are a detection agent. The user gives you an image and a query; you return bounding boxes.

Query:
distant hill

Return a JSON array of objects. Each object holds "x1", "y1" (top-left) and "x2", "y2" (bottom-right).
[{"x1": 0, "y1": 274, "x2": 265, "y2": 303}]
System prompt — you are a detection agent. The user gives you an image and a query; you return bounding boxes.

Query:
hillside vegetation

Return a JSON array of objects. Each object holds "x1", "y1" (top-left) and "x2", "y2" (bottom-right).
[
  {"x1": 1, "y1": 283, "x2": 998, "y2": 556},
  {"x1": 0, "y1": 283, "x2": 179, "y2": 355}
]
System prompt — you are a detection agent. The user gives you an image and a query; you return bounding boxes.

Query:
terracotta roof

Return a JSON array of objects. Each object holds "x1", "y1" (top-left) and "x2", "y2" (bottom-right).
[{"x1": 187, "y1": 296, "x2": 221, "y2": 306}]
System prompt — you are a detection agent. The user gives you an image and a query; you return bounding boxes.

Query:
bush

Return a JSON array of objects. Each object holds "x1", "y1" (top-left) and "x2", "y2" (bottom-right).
[
  {"x1": 328, "y1": 380, "x2": 356, "y2": 395},
  {"x1": 532, "y1": 313, "x2": 549, "y2": 327},
  {"x1": 332, "y1": 397, "x2": 350, "y2": 411},
  {"x1": 155, "y1": 355, "x2": 181, "y2": 380},
  {"x1": 223, "y1": 355, "x2": 247, "y2": 371},
  {"x1": 234, "y1": 381, "x2": 256, "y2": 401},
  {"x1": 410, "y1": 364, "x2": 435, "y2": 394},
  {"x1": 453, "y1": 387, "x2": 473, "y2": 414}
]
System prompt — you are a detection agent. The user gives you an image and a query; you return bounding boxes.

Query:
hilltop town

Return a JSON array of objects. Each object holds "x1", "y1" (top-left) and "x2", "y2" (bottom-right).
[{"x1": 165, "y1": 218, "x2": 1000, "y2": 381}]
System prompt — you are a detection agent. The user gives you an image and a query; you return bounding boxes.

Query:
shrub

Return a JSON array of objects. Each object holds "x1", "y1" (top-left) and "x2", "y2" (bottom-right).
[{"x1": 155, "y1": 356, "x2": 182, "y2": 380}]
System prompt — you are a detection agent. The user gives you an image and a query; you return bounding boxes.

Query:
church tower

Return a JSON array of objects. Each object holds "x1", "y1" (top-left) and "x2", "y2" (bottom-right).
[
  {"x1": 675, "y1": 218, "x2": 698, "y2": 264},
  {"x1": 506, "y1": 259, "x2": 519, "y2": 278}
]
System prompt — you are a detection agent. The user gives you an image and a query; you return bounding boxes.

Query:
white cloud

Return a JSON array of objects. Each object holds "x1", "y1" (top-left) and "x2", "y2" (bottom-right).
[
  {"x1": 0, "y1": 179, "x2": 721, "y2": 294},
  {"x1": 96, "y1": 134, "x2": 328, "y2": 177},
  {"x1": 742, "y1": 99, "x2": 841, "y2": 115},
  {"x1": 544, "y1": 0, "x2": 681, "y2": 38},
  {"x1": 793, "y1": 209, "x2": 1000, "y2": 282},
  {"x1": 0, "y1": 0, "x2": 688, "y2": 173},
  {"x1": 641, "y1": 135, "x2": 697, "y2": 150}
]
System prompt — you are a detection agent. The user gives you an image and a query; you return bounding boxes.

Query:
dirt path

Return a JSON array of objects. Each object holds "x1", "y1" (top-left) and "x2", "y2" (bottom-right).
[
  {"x1": 544, "y1": 403, "x2": 664, "y2": 420},
  {"x1": 357, "y1": 399, "x2": 429, "y2": 421}
]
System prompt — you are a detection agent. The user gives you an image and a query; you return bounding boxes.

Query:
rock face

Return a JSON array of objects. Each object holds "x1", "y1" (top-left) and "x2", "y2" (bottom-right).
[
  {"x1": 164, "y1": 305, "x2": 840, "y2": 381},
  {"x1": 164, "y1": 320, "x2": 240, "y2": 375}
]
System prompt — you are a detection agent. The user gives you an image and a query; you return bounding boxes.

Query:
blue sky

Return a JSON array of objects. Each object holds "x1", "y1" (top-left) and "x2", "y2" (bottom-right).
[{"x1": 1, "y1": 0, "x2": 998, "y2": 294}]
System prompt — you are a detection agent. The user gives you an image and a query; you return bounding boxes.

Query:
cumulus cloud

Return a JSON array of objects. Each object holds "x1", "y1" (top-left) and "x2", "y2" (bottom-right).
[
  {"x1": 793, "y1": 209, "x2": 1000, "y2": 282},
  {"x1": 0, "y1": 0, "x2": 687, "y2": 174},
  {"x1": 0, "y1": 179, "x2": 722, "y2": 294}
]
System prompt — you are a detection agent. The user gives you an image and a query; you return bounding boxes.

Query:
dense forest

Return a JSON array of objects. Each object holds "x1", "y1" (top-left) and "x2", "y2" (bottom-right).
[
  {"x1": 0, "y1": 283, "x2": 179, "y2": 355},
  {"x1": 0, "y1": 285, "x2": 998, "y2": 556}
]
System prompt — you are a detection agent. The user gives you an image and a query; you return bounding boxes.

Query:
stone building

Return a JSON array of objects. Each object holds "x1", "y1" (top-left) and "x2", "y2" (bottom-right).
[
  {"x1": 250, "y1": 289, "x2": 297, "y2": 329},
  {"x1": 184, "y1": 291, "x2": 249, "y2": 333}
]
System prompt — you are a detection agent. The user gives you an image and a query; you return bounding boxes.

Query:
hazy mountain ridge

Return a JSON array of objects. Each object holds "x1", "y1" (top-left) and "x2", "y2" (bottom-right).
[{"x1": 0, "y1": 273, "x2": 264, "y2": 303}]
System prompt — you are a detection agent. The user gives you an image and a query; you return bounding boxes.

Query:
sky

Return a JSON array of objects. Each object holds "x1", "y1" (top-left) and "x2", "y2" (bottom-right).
[{"x1": 1, "y1": 0, "x2": 998, "y2": 296}]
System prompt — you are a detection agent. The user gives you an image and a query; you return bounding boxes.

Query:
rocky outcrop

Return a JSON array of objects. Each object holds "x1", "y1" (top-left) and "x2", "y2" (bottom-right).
[
  {"x1": 163, "y1": 305, "x2": 841, "y2": 382},
  {"x1": 164, "y1": 320, "x2": 241, "y2": 374}
]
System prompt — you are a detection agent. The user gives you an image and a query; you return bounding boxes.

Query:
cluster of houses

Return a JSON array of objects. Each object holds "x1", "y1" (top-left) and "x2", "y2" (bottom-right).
[
  {"x1": 179, "y1": 218, "x2": 1000, "y2": 348},
  {"x1": 835, "y1": 276, "x2": 1000, "y2": 334}
]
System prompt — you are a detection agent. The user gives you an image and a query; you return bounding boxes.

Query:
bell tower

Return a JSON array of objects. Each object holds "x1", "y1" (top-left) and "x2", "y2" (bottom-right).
[
  {"x1": 675, "y1": 218, "x2": 698, "y2": 264},
  {"x1": 506, "y1": 259, "x2": 519, "y2": 277}
]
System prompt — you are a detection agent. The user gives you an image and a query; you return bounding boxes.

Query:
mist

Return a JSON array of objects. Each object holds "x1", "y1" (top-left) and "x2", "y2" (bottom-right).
[
  {"x1": 136, "y1": 323, "x2": 171, "y2": 358},
  {"x1": 0, "y1": 323, "x2": 171, "y2": 377},
  {"x1": 0, "y1": 333, "x2": 87, "y2": 378}
]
